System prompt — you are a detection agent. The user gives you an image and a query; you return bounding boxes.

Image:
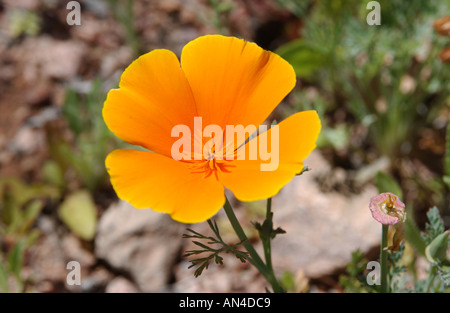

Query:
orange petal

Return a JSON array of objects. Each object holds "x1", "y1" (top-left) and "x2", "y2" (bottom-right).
[
  {"x1": 181, "y1": 35, "x2": 296, "y2": 148},
  {"x1": 218, "y1": 111, "x2": 321, "y2": 201},
  {"x1": 103, "y1": 49, "x2": 197, "y2": 157},
  {"x1": 106, "y1": 149, "x2": 225, "y2": 223}
]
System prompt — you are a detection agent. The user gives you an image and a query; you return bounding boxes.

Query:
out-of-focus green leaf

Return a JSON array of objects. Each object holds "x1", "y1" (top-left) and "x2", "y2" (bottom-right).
[
  {"x1": 58, "y1": 190, "x2": 97, "y2": 241},
  {"x1": 275, "y1": 0, "x2": 313, "y2": 18},
  {"x1": 425, "y1": 231, "x2": 449, "y2": 263},
  {"x1": 424, "y1": 207, "x2": 445, "y2": 244},
  {"x1": 280, "y1": 271, "x2": 296, "y2": 292},
  {"x1": 9, "y1": 9, "x2": 41, "y2": 38},
  {"x1": 276, "y1": 39, "x2": 329, "y2": 78},
  {"x1": 444, "y1": 176, "x2": 450, "y2": 189},
  {"x1": 24, "y1": 229, "x2": 41, "y2": 248},
  {"x1": 1, "y1": 183, "x2": 19, "y2": 227},
  {"x1": 216, "y1": 0, "x2": 234, "y2": 13},
  {"x1": 19, "y1": 200, "x2": 44, "y2": 235},
  {"x1": 63, "y1": 89, "x2": 83, "y2": 137},
  {"x1": 42, "y1": 160, "x2": 65, "y2": 189},
  {"x1": 8, "y1": 239, "x2": 25, "y2": 280},
  {"x1": 0, "y1": 178, "x2": 60, "y2": 208},
  {"x1": 375, "y1": 171, "x2": 403, "y2": 199},
  {"x1": 0, "y1": 178, "x2": 59, "y2": 236},
  {"x1": 316, "y1": 125, "x2": 349, "y2": 149},
  {"x1": 444, "y1": 124, "x2": 450, "y2": 187},
  {"x1": 0, "y1": 255, "x2": 9, "y2": 292},
  {"x1": 404, "y1": 214, "x2": 426, "y2": 257}
]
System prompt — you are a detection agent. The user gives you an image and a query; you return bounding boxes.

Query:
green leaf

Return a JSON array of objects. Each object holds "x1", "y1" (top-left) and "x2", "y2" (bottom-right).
[
  {"x1": 404, "y1": 215, "x2": 426, "y2": 257},
  {"x1": 183, "y1": 219, "x2": 249, "y2": 278},
  {"x1": 1, "y1": 182, "x2": 20, "y2": 227},
  {"x1": 0, "y1": 177, "x2": 59, "y2": 208},
  {"x1": 0, "y1": 255, "x2": 9, "y2": 293},
  {"x1": 216, "y1": 0, "x2": 234, "y2": 13},
  {"x1": 375, "y1": 171, "x2": 403, "y2": 199},
  {"x1": 62, "y1": 89, "x2": 83, "y2": 137},
  {"x1": 444, "y1": 123, "x2": 450, "y2": 177},
  {"x1": 19, "y1": 200, "x2": 44, "y2": 235},
  {"x1": 424, "y1": 207, "x2": 445, "y2": 244},
  {"x1": 275, "y1": 39, "x2": 329, "y2": 78},
  {"x1": 425, "y1": 231, "x2": 449, "y2": 263},
  {"x1": 444, "y1": 176, "x2": 450, "y2": 189},
  {"x1": 8, "y1": 239, "x2": 25, "y2": 281},
  {"x1": 316, "y1": 125, "x2": 349, "y2": 149},
  {"x1": 24, "y1": 229, "x2": 41, "y2": 248},
  {"x1": 42, "y1": 160, "x2": 65, "y2": 189},
  {"x1": 280, "y1": 271, "x2": 296, "y2": 292},
  {"x1": 58, "y1": 190, "x2": 97, "y2": 241}
]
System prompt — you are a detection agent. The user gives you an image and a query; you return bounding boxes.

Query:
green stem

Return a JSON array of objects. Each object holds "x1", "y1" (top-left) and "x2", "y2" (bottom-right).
[
  {"x1": 223, "y1": 197, "x2": 283, "y2": 293},
  {"x1": 426, "y1": 265, "x2": 437, "y2": 292},
  {"x1": 380, "y1": 224, "x2": 389, "y2": 293},
  {"x1": 262, "y1": 198, "x2": 274, "y2": 274}
]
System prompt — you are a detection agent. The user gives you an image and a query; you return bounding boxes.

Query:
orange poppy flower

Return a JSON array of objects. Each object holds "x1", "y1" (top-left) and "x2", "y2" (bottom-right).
[{"x1": 103, "y1": 35, "x2": 321, "y2": 223}]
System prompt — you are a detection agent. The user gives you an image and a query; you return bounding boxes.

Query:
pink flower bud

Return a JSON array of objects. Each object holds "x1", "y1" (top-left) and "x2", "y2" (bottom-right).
[{"x1": 369, "y1": 192, "x2": 406, "y2": 225}]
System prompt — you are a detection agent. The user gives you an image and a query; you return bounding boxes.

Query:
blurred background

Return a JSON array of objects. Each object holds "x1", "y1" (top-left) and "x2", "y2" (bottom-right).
[{"x1": 0, "y1": 0, "x2": 449, "y2": 293}]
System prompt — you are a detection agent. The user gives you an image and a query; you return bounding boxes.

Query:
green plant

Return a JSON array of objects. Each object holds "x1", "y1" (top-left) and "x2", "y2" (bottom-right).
[
  {"x1": 48, "y1": 79, "x2": 121, "y2": 191},
  {"x1": 183, "y1": 219, "x2": 249, "y2": 278},
  {"x1": 389, "y1": 208, "x2": 445, "y2": 293},
  {"x1": 206, "y1": 0, "x2": 234, "y2": 34},
  {"x1": 277, "y1": 0, "x2": 450, "y2": 159},
  {"x1": 0, "y1": 178, "x2": 60, "y2": 292},
  {"x1": 8, "y1": 8, "x2": 41, "y2": 38},
  {"x1": 340, "y1": 206, "x2": 449, "y2": 293},
  {"x1": 339, "y1": 249, "x2": 377, "y2": 293},
  {"x1": 107, "y1": 0, "x2": 143, "y2": 57},
  {"x1": 444, "y1": 123, "x2": 450, "y2": 188}
]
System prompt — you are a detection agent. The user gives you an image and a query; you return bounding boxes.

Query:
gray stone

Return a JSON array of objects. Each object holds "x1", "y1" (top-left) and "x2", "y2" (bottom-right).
[
  {"x1": 95, "y1": 200, "x2": 185, "y2": 292},
  {"x1": 271, "y1": 151, "x2": 380, "y2": 278},
  {"x1": 105, "y1": 276, "x2": 139, "y2": 293}
]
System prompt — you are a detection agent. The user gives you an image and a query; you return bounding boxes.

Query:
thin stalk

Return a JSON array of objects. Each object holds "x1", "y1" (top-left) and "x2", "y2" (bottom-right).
[
  {"x1": 262, "y1": 198, "x2": 273, "y2": 273},
  {"x1": 425, "y1": 265, "x2": 437, "y2": 292},
  {"x1": 380, "y1": 224, "x2": 389, "y2": 293},
  {"x1": 223, "y1": 197, "x2": 283, "y2": 293}
]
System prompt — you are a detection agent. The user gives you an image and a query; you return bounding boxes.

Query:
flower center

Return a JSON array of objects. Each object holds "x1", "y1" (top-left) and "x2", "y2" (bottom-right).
[
  {"x1": 187, "y1": 150, "x2": 234, "y2": 179},
  {"x1": 380, "y1": 194, "x2": 405, "y2": 223},
  {"x1": 383, "y1": 194, "x2": 396, "y2": 212}
]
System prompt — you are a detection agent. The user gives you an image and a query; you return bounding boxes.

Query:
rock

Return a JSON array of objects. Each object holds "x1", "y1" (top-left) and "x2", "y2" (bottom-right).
[
  {"x1": 99, "y1": 46, "x2": 133, "y2": 78},
  {"x1": 105, "y1": 276, "x2": 139, "y2": 293},
  {"x1": 25, "y1": 80, "x2": 52, "y2": 106},
  {"x1": 165, "y1": 27, "x2": 200, "y2": 56},
  {"x1": 95, "y1": 200, "x2": 185, "y2": 292},
  {"x1": 271, "y1": 151, "x2": 380, "y2": 278},
  {"x1": 61, "y1": 234, "x2": 96, "y2": 269},
  {"x1": 158, "y1": 0, "x2": 181, "y2": 13},
  {"x1": 80, "y1": 266, "x2": 113, "y2": 293},
  {"x1": 7, "y1": 126, "x2": 45, "y2": 155},
  {"x1": 17, "y1": 37, "x2": 85, "y2": 82},
  {"x1": 29, "y1": 217, "x2": 71, "y2": 289}
]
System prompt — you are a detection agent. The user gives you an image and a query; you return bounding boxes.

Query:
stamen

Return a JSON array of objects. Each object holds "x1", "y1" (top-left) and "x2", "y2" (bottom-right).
[{"x1": 184, "y1": 150, "x2": 236, "y2": 179}]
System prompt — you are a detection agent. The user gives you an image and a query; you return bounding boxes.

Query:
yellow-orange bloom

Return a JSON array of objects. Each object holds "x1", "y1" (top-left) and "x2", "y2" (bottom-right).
[{"x1": 103, "y1": 35, "x2": 321, "y2": 223}]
